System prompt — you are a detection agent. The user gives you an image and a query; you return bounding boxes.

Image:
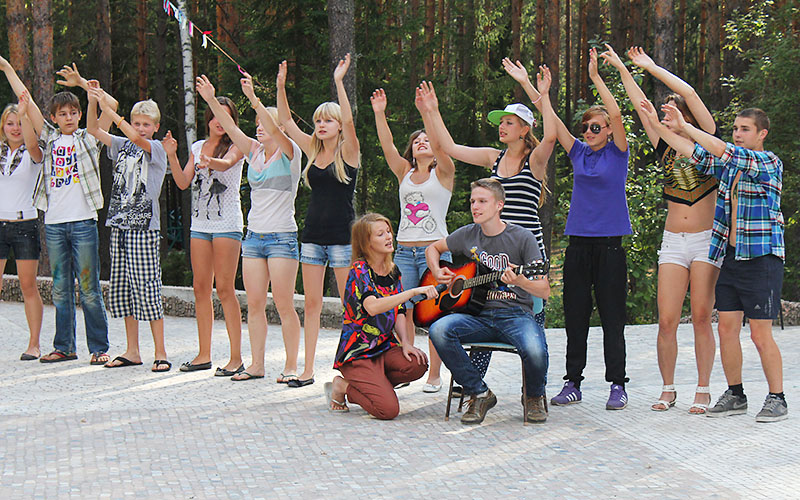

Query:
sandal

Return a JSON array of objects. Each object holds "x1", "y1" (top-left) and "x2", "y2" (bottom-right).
[
  {"x1": 90, "y1": 352, "x2": 110, "y2": 365},
  {"x1": 152, "y1": 360, "x2": 172, "y2": 372},
  {"x1": 651, "y1": 384, "x2": 677, "y2": 411},
  {"x1": 276, "y1": 372, "x2": 299, "y2": 384},
  {"x1": 689, "y1": 386, "x2": 711, "y2": 415},
  {"x1": 39, "y1": 350, "x2": 78, "y2": 363},
  {"x1": 324, "y1": 382, "x2": 349, "y2": 413}
]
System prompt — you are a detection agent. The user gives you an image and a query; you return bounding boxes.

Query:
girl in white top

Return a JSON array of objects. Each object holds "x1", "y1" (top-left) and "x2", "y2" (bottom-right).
[
  {"x1": 370, "y1": 87, "x2": 455, "y2": 393},
  {"x1": 0, "y1": 95, "x2": 44, "y2": 361},
  {"x1": 193, "y1": 73, "x2": 303, "y2": 382},
  {"x1": 165, "y1": 90, "x2": 245, "y2": 376}
]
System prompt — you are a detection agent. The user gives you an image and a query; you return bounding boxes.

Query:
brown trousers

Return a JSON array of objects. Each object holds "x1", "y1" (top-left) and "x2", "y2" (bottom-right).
[{"x1": 339, "y1": 345, "x2": 428, "y2": 420}]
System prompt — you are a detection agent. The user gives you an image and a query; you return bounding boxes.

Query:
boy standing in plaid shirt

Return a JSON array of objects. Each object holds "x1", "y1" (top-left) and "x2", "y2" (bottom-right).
[
  {"x1": 85, "y1": 84, "x2": 171, "y2": 372},
  {"x1": 642, "y1": 101, "x2": 787, "y2": 422}
]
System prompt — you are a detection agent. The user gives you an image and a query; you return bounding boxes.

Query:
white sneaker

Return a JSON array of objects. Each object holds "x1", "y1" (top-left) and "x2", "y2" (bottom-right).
[{"x1": 422, "y1": 382, "x2": 442, "y2": 393}]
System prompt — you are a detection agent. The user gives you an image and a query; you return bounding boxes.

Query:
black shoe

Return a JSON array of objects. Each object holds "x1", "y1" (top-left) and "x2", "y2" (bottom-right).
[
  {"x1": 287, "y1": 377, "x2": 315, "y2": 388},
  {"x1": 179, "y1": 361, "x2": 212, "y2": 372},
  {"x1": 215, "y1": 364, "x2": 244, "y2": 377},
  {"x1": 461, "y1": 390, "x2": 497, "y2": 425}
]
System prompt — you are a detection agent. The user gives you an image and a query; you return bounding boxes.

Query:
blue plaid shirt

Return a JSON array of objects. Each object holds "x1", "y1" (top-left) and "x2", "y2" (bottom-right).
[{"x1": 691, "y1": 142, "x2": 784, "y2": 263}]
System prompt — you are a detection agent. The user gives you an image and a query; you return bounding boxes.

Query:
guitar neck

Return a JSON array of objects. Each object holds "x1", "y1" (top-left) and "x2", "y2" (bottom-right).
[{"x1": 463, "y1": 268, "x2": 511, "y2": 289}]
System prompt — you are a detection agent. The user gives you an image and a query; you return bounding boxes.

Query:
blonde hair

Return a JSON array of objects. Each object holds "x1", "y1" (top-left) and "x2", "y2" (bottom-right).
[
  {"x1": 351, "y1": 213, "x2": 395, "y2": 273},
  {"x1": 0, "y1": 104, "x2": 19, "y2": 143},
  {"x1": 130, "y1": 99, "x2": 161, "y2": 124},
  {"x1": 471, "y1": 178, "x2": 505, "y2": 203},
  {"x1": 303, "y1": 102, "x2": 351, "y2": 186}
]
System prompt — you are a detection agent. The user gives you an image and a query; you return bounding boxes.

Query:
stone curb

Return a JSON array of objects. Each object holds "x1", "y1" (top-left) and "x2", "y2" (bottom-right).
[{"x1": 0, "y1": 274, "x2": 344, "y2": 329}]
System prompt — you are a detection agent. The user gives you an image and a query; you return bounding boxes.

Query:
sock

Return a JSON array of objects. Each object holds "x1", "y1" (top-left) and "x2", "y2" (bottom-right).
[
  {"x1": 769, "y1": 392, "x2": 785, "y2": 401},
  {"x1": 729, "y1": 384, "x2": 745, "y2": 397}
]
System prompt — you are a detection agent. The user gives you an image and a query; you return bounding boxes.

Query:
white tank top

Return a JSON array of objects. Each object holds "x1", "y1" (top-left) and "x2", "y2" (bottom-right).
[{"x1": 397, "y1": 167, "x2": 451, "y2": 242}]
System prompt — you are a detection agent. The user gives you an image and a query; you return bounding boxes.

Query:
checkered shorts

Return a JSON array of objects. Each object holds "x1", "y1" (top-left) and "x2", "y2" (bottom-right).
[{"x1": 109, "y1": 228, "x2": 164, "y2": 321}]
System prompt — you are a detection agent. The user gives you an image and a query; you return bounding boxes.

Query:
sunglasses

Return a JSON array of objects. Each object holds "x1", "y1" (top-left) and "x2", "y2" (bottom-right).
[{"x1": 581, "y1": 123, "x2": 607, "y2": 134}]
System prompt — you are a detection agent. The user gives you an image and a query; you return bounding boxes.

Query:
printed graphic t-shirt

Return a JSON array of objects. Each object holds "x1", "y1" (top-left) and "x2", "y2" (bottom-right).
[
  {"x1": 44, "y1": 135, "x2": 97, "y2": 224},
  {"x1": 246, "y1": 140, "x2": 302, "y2": 234},
  {"x1": 0, "y1": 144, "x2": 40, "y2": 220},
  {"x1": 446, "y1": 223, "x2": 542, "y2": 312},
  {"x1": 189, "y1": 140, "x2": 244, "y2": 233},
  {"x1": 333, "y1": 260, "x2": 405, "y2": 369},
  {"x1": 107, "y1": 136, "x2": 168, "y2": 231}
]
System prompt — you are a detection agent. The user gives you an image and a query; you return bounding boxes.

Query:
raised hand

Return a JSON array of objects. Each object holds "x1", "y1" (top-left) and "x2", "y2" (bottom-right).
[
  {"x1": 240, "y1": 72, "x2": 257, "y2": 103},
  {"x1": 0, "y1": 55, "x2": 11, "y2": 71},
  {"x1": 638, "y1": 99, "x2": 659, "y2": 125},
  {"x1": 333, "y1": 53, "x2": 351, "y2": 82},
  {"x1": 502, "y1": 57, "x2": 530, "y2": 85},
  {"x1": 195, "y1": 75, "x2": 216, "y2": 102},
  {"x1": 370, "y1": 89, "x2": 387, "y2": 113},
  {"x1": 17, "y1": 90, "x2": 30, "y2": 116},
  {"x1": 277, "y1": 60, "x2": 287, "y2": 89},
  {"x1": 87, "y1": 86, "x2": 104, "y2": 104},
  {"x1": 600, "y1": 43, "x2": 625, "y2": 70},
  {"x1": 627, "y1": 46, "x2": 655, "y2": 71},
  {"x1": 588, "y1": 47, "x2": 599, "y2": 79},
  {"x1": 162, "y1": 130, "x2": 178, "y2": 156},
  {"x1": 536, "y1": 65, "x2": 552, "y2": 95},
  {"x1": 55, "y1": 63, "x2": 84, "y2": 88},
  {"x1": 661, "y1": 102, "x2": 687, "y2": 130},
  {"x1": 198, "y1": 152, "x2": 211, "y2": 168},
  {"x1": 417, "y1": 81, "x2": 439, "y2": 111}
]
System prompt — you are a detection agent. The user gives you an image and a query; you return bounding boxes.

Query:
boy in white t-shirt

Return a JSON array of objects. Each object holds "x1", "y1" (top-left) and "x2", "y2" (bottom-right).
[
  {"x1": 21, "y1": 64, "x2": 117, "y2": 364},
  {"x1": 86, "y1": 84, "x2": 171, "y2": 372}
]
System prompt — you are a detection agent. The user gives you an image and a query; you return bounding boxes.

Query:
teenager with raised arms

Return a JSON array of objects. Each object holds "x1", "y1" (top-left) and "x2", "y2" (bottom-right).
[{"x1": 277, "y1": 54, "x2": 360, "y2": 388}]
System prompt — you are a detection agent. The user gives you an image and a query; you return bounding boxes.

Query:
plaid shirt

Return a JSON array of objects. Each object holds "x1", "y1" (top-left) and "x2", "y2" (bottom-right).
[
  {"x1": 33, "y1": 121, "x2": 104, "y2": 213},
  {"x1": 691, "y1": 142, "x2": 784, "y2": 263}
]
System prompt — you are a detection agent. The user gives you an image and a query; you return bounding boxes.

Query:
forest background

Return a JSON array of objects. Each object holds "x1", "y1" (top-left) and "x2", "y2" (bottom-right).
[{"x1": 1, "y1": 0, "x2": 797, "y2": 327}]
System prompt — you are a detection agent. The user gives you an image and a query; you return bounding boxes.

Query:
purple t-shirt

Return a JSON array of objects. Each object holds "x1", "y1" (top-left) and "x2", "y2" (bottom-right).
[{"x1": 564, "y1": 140, "x2": 632, "y2": 237}]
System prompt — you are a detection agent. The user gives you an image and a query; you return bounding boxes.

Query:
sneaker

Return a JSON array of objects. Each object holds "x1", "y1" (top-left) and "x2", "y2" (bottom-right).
[
  {"x1": 606, "y1": 384, "x2": 628, "y2": 410},
  {"x1": 706, "y1": 389, "x2": 747, "y2": 418},
  {"x1": 461, "y1": 389, "x2": 497, "y2": 425},
  {"x1": 523, "y1": 395, "x2": 548, "y2": 423},
  {"x1": 706, "y1": 389, "x2": 748, "y2": 418},
  {"x1": 550, "y1": 381, "x2": 582, "y2": 406},
  {"x1": 755, "y1": 394, "x2": 788, "y2": 423}
]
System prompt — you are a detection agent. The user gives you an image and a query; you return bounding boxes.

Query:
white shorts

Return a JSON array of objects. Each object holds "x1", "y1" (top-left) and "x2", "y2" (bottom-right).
[{"x1": 657, "y1": 229, "x2": 721, "y2": 269}]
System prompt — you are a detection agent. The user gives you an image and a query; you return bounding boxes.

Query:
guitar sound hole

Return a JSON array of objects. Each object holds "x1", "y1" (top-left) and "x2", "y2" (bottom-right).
[{"x1": 450, "y1": 278, "x2": 464, "y2": 296}]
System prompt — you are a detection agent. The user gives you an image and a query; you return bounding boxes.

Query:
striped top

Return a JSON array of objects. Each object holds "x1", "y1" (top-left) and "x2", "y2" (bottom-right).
[
  {"x1": 691, "y1": 142, "x2": 784, "y2": 263},
  {"x1": 491, "y1": 150, "x2": 546, "y2": 256}
]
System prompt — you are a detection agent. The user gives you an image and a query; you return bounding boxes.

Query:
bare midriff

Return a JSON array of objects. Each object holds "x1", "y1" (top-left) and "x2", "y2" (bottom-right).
[
  {"x1": 664, "y1": 193, "x2": 716, "y2": 234},
  {"x1": 398, "y1": 240, "x2": 438, "y2": 247}
]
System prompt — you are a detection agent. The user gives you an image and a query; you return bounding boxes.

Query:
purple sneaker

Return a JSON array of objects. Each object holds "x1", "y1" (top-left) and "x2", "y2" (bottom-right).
[
  {"x1": 606, "y1": 384, "x2": 628, "y2": 410},
  {"x1": 550, "y1": 381, "x2": 582, "y2": 406}
]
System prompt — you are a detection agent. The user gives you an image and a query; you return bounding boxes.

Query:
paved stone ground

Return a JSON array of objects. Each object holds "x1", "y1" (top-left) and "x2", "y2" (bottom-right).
[{"x1": 0, "y1": 301, "x2": 797, "y2": 499}]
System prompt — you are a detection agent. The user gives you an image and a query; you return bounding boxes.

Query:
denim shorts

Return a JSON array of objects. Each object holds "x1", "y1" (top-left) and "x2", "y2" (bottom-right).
[
  {"x1": 190, "y1": 230, "x2": 243, "y2": 242},
  {"x1": 0, "y1": 219, "x2": 41, "y2": 260},
  {"x1": 300, "y1": 242, "x2": 351, "y2": 268},
  {"x1": 394, "y1": 244, "x2": 452, "y2": 308},
  {"x1": 658, "y1": 229, "x2": 720, "y2": 269},
  {"x1": 242, "y1": 231, "x2": 299, "y2": 260}
]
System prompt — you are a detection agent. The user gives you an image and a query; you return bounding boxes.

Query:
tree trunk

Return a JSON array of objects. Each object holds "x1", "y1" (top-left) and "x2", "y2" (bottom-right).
[
  {"x1": 698, "y1": 3, "x2": 707, "y2": 94},
  {"x1": 540, "y1": 0, "x2": 559, "y2": 256},
  {"x1": 436, "y1": 0, "x2": 446, "y2": 73},
  {"x1": 511, "y1": 0, "x2": 523, "y2": 100},
  {"x1": 677, "y1": 0, "x2": 686, "y2": 76},
  {"x1": 535, "y1": 0, "x2": 545, "y2": 66},
  {"x1": 137, "y1": 0, "x2": 148, "y2": 100},
  {"x1": 706, "y1": 0, "x2": 721, "y2": 110},
  {"x1": 32, "y1": 0, "x2": 53, "y2": 277},
  {"x1": 409, "y1": 0, "x2": 420, "y2": 88},
  {"x1": 577, "y1": 0, "x2": 587, "y2": 102},
  {"x1": 177, "y1": 0, "x2": 196, "y2": 147},
  {"x1": 723, "y1": 0, "x2": 749, "y2": 102},
  {"x1": 652, "y1": 0, "x2": 675, "y2": 107},
  {"x1": 565, "y1": 0, "x2": 572, "y2": 126},
  {"x1": 7, "y1": 0, "x2": 29, "y2": 89},
  {"x1": 629, "y1": 0, "x2": 644, "y2": 48},
  {"x1": 609, "y1": 0, "x2": 627, "y2": 52},
  {"x1": 584, "y1": 0, "x2": 600, "y2": 102},
  {"x1": 424, "y1": 0, "x2": 435, "y2": 78}
]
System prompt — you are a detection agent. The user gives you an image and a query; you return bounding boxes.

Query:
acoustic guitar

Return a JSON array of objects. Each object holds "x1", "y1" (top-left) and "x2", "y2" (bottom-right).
[{"x1": 412, "y1": 259, "x2": 549, "y2": 327}]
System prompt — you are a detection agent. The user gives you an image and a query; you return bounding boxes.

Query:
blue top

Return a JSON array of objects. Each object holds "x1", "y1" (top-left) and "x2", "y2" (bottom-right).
[{"x1": 564, "y1": 140, "x2": 632, "y2": 237}]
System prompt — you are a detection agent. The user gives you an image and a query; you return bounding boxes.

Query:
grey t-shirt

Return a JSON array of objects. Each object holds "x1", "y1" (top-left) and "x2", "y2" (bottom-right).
[
  {"x1": 446, "y1": 222, "x2": 542, "y2": 312},
  {"x1": 106, "y1": 135, "x2": 168, "y2": 231}
]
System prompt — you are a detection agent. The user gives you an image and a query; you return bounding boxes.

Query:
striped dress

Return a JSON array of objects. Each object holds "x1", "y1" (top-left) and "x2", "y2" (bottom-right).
[{"x1": 491, "y1": 150, "x2": 547, "y2": 257}]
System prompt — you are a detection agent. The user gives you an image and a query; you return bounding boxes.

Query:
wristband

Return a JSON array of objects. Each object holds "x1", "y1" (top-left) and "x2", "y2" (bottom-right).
[
  {"x1": 115, "y1": 116, "x2": 125, "y2": 127},
  {"x1": 250, "y1": 99, "x2": 262, "y2": 109},
  {"x1": 531, "y1": 94, "x2": 542, "y2": 105}
]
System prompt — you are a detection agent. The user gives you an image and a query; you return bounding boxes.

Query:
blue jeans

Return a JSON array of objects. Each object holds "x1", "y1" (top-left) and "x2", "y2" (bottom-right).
[
  {"x1": 45, "y1": 220, "x2": 109, "y2": 354},
  {"x1": 429, "y1": 307, "x2": 548, "y2": 397}
]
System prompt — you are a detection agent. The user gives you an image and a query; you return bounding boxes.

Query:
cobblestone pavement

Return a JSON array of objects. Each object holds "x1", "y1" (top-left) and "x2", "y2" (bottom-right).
[{"x1": 0, "y1": 301, "x2": 797, "y2": 499}]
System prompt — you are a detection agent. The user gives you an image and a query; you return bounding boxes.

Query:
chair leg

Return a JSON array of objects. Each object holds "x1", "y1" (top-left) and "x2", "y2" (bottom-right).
[
  {"x1": 445, "y1": 375, "x2": 454, "y2": 421},
  {"x1": 521, "y1": 355, "x2": 528, "y2": 425}
]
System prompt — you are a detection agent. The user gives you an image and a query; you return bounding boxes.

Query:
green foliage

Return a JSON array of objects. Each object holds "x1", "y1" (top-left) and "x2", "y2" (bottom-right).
[{"x1": 162, "y1": 250, "x2": 193, "y2": 287}]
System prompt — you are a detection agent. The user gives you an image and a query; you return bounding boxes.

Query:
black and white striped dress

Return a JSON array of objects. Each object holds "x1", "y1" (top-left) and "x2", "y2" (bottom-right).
[{"x1": 491, "y1": 150, "x2": 547, "y2": 258}]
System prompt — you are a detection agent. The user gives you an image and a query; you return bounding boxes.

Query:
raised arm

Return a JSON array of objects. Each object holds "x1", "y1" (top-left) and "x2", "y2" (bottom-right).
[
  {"x1": 370, "y1": 88, "x2": 411, "y2": 180},
  {"x1": 628, "y1": 47, "x2": 715, "y2": 134},
  {"x1": 275, "y1": 60, "x2": 312, "y2": 154},
  {"x1": 663, "y1": 103, "x2": 726, "y2": 157},
  {"x1": 161, "y1": 130, "x2": 195, "y2": 190},
  {"x1": 196, "y1": 74, "x2": 256, "y2": 158},
  {"x1": 414, "y1": 86, "x2": 456, "y2": 189},
  {"x1": 333, "y1": 53, "x2": 360, "y2": 167},
  {"x1": 530, "y1": 66, "x2": 557, "y2": 179},
  {"x1": 639, "y1": 99, "x2": 695, "y2": 157},
  {"x1": 85, "y1": 85, "x2": 113, "y2": 148},
  {"x1": 16, "y1": 91, "x2": 43, "y2": 163},
  {"x1": 417, "y1": 81, "x2": 498, "y2": 168},
  {"x1": 241, "y1": 72, "x2": 294, "y2": 159},
  {"x1": 589, "y1": 47, "x2": 627, "y2": 151},
  {"x1": 0, "y1": 55, "x2": 43, "y2": 133},
  {"x1": 56, "y1": 65, "x2": 118, "y2": 132},
  {"x1": 502, "y1": 58, "x2": 544, "y2": 114},
  {"x1": 600, "y1": 44, "x2": 659, "y2": 147}
]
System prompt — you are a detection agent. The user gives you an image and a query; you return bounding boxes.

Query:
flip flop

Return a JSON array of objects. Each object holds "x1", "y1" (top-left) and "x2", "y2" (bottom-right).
[
  {"x1": 20, "y1": 352, "x2": 39, "y2": 361},
  {"x1": 232, "y1": 371, "x2": 264, "y2": 381},
  {"x1": 287, "y1": 377, "x2": 315, "y2": 388},
  {"x1": 324, "y1": 382, "x2": 349, "y2": 413},
  {"x1": 215, "y1": 365, "x2": 245, "y2": 377},
  {"x1": 276, "y1": 372, "x2": 299, "y2": 384},
  {"x1": 104, "y1": 356, "x2": 143, "y2": 368},
  {"x1": 179, "y1": 361, "x2": 212, "y2": 372},
  {"x1": 40, "y1": 350, "x2": 78, "y2": 363},
  {"x1": 90, "y1": 352, "x2": 110, "y2": 366},
  {"x1": 152, "y1": 360, "x2": 172, "y2": 372}
]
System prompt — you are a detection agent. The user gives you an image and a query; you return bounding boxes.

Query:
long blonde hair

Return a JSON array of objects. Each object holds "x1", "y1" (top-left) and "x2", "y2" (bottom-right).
[
  {"x1": 303, "y1": 102, "x2": 351, "y2": 186},
  {"x1": 509, "y1": 115, "x2": 548, "y2": 207},
  {"x1": 351, "y1": 213, "x2": 396, "y2": 273},
  {"x1": 0, "y1": 104, "x2": 18, "y2": 144}
]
